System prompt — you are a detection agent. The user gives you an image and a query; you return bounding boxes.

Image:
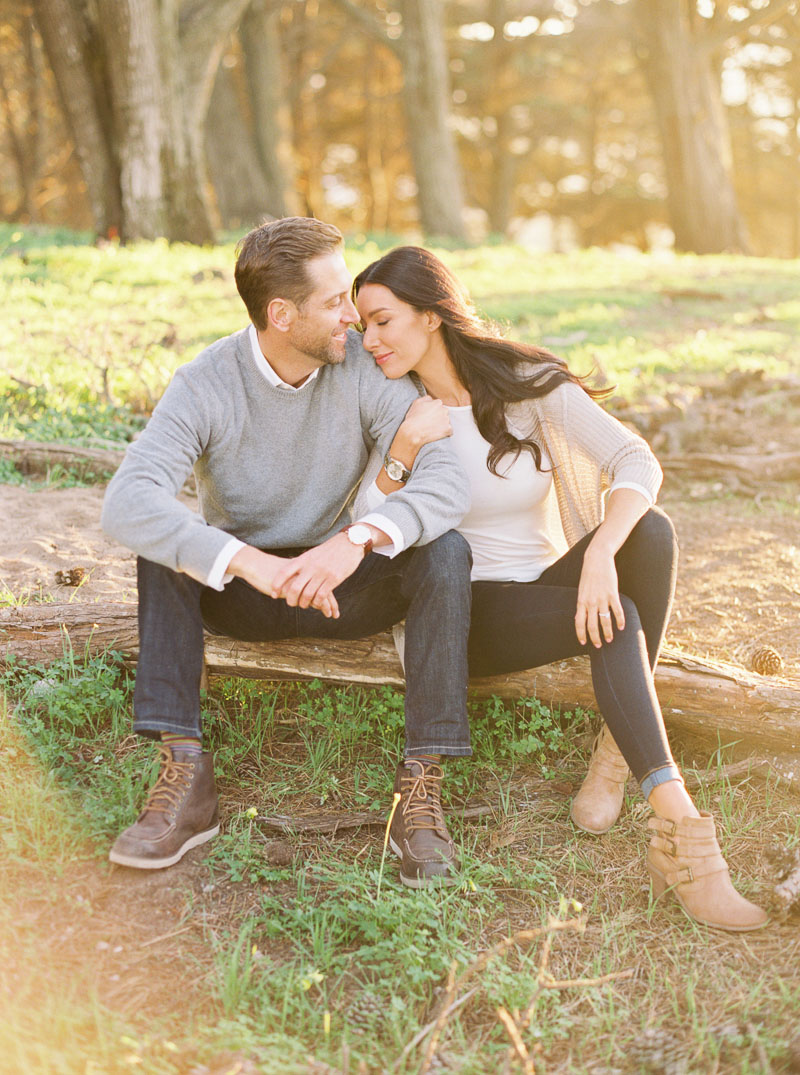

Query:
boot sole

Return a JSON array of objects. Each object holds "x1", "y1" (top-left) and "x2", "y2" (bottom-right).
[
  {"x1": 388, "y1": 835, "x2": 458, "y2": 889},
  {"x1": 569, "y1": 808, "x2": 616, "y2": 836},
  {"x1": 109, "y1": 823, "x2": 220, "y2": 870},
  {"x1": 648, "y1": 865, "x2": 769, "y2": 932}
]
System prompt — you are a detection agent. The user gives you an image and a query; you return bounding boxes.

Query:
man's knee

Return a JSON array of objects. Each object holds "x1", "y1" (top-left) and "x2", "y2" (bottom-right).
[{"x1": 413, "y1": 530, "x2": 472, "y2": 572}]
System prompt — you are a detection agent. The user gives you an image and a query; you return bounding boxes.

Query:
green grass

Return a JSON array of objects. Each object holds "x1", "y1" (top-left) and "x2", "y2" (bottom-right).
[
  {"x1": 2, "y1": 226, "x2": 798, "y2": 464},
  {"x1": 2, "y1": 652, "x2": 799, "y2": 1073},
  {"x1": 2, "y1": 228, "x2": 799, "y2": 1070}
]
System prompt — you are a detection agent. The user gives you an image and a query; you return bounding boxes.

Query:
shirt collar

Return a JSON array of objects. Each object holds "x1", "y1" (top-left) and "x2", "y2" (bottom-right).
[{"x1": 248, "y1": 323, "x2": 320, "y2": 391}]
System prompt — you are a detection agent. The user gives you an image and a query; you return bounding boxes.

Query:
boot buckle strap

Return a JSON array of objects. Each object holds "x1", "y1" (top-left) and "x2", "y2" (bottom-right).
[
  {"x1": 651, "y1": 833, "x2": 678, "y2": 856},
  {"x1": 648, "y1": 816, "x2": 677, "y2": 837},
  {"x1": 667, "y1": 866, "x2": 694, "y2": 885}
]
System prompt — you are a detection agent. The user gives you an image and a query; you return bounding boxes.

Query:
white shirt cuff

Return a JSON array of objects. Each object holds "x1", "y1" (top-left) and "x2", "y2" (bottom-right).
[
  {"x1": 359, "y1": 512, "x2": 405, "y2": 557},
  {"x1": 206, "y1": 536, "x2": 246, "y2": 590},
  {"x1": 363, "y1": 479, "x2": 388, "y2": 511},
  {"x1": 608, "y1": 481, "x2": 655, "y2": 506}
]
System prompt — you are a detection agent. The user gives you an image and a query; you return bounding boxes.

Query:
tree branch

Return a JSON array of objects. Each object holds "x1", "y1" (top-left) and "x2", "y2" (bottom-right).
[
  {"x1": 327, "y1": 0, "x2": 404, "y2": 58},
  {"x1": 179, "y1": 0, "x2": 253, "y2": 62},
  {"x1": 699, "y1": 0, "x2": 796, "y2": 53}
]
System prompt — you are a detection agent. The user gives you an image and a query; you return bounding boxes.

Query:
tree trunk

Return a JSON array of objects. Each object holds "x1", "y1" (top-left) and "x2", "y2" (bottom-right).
[
  {"x1": 239, "y1": 0, "x2": 300, "y2": 219},
  {"x1": 486, "y1": 0, "x2": 516, "y2": 235},
  {"x1": 32, "y1": 0, "x2": 251, "y2": 242},
  {"x1": 205, "y1": 64, "x2": 276, "y2": 228},
  {"x1": 96, "y1": 0, "x2": 167, "y2": 240},
  {"x1": 363, "y1": 43, "x2": 391, "y2": 232},
  {"x1": 634, "y1": 0, "x2": 748, "y2": 253},
  {"x1": 397, "y1": 0, "x2": 466, "y2": 240},
  {"x1": 4, "y1": 601, "x2": 799, "y2": 756},
  {"x1": 30, "y1": 0, "x2": 122, "y2": 235}
]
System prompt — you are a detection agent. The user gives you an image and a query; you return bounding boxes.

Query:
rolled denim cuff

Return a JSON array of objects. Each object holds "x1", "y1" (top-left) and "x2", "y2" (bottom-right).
[
  {"x1": 133, "y1": 716, "x2": 203, "y2": 741},
  {"x1": 640, "y1": 764, "x2": 683, "y2": 800},
  {"x1": 405, "y1": 745, "x2": 473, "y2": 758}
]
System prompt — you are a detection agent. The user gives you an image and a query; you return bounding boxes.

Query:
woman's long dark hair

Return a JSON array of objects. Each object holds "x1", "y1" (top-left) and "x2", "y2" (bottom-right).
[{"x1": 353, "y1": 245, "x2": 608, "y2": 475}]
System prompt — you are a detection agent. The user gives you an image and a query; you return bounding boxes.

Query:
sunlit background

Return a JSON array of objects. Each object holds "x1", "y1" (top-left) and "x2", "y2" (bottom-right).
[{"x1": 1, "y1": 0, "x2": 798, "y2": 256}]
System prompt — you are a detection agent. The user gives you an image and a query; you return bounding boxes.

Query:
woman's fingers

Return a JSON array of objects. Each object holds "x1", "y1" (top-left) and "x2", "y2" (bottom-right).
[
  {"x1": 597, "y1": 609, "x2": 614, "y2": 644},
  {"x1": 576, "y1": 597, "x2": 625, "y2": 647},
  {"x1": 611, "y1": 592, "x2": 625, "y2": 633}
]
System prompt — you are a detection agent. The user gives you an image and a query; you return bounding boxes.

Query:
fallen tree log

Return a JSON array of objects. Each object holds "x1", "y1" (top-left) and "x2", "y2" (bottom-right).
[
  {"x1": 0, "y1": 438, "x2": 124, "y2": 479},
  {"x1": 660, "y1": 451, "x2": 800, "y2": 483},
  {"x1": 2, "y1": 600, "x2": 799, "y2": 755}
]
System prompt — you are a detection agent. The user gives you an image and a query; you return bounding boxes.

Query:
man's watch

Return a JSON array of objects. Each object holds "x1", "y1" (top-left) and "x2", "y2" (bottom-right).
[
  {"x1": 384, "y1": 452, "x2": 412, "y2": 484},
  {"x1": 341, "y1": 523, "x2": 374, "y2": 557}
]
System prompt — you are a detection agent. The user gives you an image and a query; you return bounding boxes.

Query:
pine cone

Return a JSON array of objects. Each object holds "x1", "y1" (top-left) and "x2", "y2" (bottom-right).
[
  {"x1": 750, "y1": 646, "x2": 784, "y2": 676},
  {"x1": 629, "y1": 1028, "x2": 689, "y2": 1074},
  {"x1": 345, "y1": 991, "x2": 383, "y2": 1034},
  {"x1": 55, "y1": 566, "x2": 87, "y2": 587}
]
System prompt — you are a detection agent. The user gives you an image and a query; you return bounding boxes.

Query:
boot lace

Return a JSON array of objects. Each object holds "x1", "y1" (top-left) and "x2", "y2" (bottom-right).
[
  {"x1": 400, "y1": 762, "x2": 449, "y2": 839},
  {"x1": 141, "y1": 744, "x2": 194, "y2": 817}
]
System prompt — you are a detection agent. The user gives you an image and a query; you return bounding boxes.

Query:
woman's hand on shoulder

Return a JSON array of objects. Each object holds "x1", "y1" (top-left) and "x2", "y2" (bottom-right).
[{"x1": 394, "y1": 395, "x2": 452, "y2": 454}]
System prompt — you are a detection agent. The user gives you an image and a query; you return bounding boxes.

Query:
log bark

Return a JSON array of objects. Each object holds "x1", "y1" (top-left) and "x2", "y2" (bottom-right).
[
  {"x1": 3, "y1": 601, "x2": 799, "y2": 756},
  {"x1": 661, "y1": 452, "x2": 800, "y2": 483},
  {"x1": 7, "y1": 440, "x2": 798, "y2": 486},
  {"x1": 0, "y1": 438, "x2": 124, "y2": 478}
]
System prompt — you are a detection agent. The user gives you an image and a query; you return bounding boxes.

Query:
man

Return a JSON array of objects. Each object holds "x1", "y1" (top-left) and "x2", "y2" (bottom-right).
[{"x1": 102, "y1": 217, "x2": 473, "y2": 888}]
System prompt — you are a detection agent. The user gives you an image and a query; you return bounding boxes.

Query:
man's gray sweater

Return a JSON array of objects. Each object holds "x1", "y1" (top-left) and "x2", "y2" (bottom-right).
[{"x1": 102, "y1": 328, "x2": 470, "y2": 584}]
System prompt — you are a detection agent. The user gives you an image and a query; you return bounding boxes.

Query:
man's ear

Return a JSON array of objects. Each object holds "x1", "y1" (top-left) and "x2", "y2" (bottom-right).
[
  {"x1": 425, "y1": 310, "x2": 442, "y2": 332},
  {"x1": 267, "y1": 297, "x2": 298, "y2": 333}
]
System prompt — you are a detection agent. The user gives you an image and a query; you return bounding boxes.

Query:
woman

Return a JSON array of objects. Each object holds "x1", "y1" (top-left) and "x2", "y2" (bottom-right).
[{"x1": 353, "y1": 245, "x2": 766, "y2": 932}]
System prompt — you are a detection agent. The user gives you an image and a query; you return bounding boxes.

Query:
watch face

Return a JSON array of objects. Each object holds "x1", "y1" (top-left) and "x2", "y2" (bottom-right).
[
  {"x1": 385, "y1": 456, "x2": 410, "y2": 481},
  {"x1": 348, "y1": 524, "x2": 371, "y2": 545}
]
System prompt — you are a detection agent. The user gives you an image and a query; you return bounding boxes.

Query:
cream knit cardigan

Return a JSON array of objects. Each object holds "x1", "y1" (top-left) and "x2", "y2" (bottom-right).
[
  {"x1": 354, "y1": 378, "x2": 662, "y2": 551},
  {"x1": 505, "y1": 378, "x2": 662, "y2": 548}
]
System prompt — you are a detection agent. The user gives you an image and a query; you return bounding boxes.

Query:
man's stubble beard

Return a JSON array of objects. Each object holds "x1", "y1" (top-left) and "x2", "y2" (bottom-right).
[{"x1": 291, "y1": 321, "x2": 347, "y2": 368}]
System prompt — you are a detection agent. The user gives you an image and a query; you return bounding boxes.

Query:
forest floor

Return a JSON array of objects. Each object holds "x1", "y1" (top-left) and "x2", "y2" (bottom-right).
[{"x1": 1, "y1": 238, "x2": 800, "y2": 1074}]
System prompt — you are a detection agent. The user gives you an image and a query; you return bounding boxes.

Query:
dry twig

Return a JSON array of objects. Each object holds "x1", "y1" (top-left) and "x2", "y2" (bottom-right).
[{"x1": 496, "y1": 1007, "x2": 536, "y2": 1074}]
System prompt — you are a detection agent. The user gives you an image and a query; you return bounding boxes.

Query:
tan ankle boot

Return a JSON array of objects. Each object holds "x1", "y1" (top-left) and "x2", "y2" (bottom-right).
[
  {"x1": 647, "y1": 812, "x2": 768, "y2": 931},
  {"x1": 570, "y1": 725, "x2": 630, "y2": 834}
]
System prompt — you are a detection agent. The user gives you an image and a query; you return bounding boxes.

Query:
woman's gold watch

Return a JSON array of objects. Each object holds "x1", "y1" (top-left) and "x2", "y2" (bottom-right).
[{"x1": 383, "y1": 453, "x2": 411, "y2": 484}]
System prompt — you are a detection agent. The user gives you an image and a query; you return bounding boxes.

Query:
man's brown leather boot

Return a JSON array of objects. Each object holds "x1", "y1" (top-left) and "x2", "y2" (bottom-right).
[
  {"x1": 109, "y1": 745, "x2": 219, "y2": 869},
  {"x1": 389, "y1": 759, "x2": 458, "y2": 888}
]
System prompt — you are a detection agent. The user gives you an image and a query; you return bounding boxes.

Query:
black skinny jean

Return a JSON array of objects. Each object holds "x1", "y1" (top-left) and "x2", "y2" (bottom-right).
[{"x1": 468, "y1": 507, "x2": 681, "y2": 797}]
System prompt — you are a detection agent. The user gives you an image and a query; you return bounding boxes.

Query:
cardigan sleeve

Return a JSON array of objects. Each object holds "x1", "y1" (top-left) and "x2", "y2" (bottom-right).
[{"x1": 540, "y1": 382, "x2": 663, "y2": 501}]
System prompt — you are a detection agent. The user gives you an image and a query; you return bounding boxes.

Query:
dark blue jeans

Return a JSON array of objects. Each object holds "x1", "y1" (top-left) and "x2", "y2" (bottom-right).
[
  {"x1": 468, "y1": 508, "x2": 681, "y2": 796},
  {"x1": 133, "y1": 530, "x2": 473, "y2": 757}
]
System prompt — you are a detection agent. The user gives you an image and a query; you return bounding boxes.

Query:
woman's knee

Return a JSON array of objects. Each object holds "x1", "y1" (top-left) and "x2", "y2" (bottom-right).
[{"x1": 629, "y1": 506, "x2": 677, "y2": 558}]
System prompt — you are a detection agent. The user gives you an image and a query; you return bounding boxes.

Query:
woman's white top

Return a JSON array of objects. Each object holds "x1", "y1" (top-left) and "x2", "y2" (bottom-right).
[
  {"x1": 365, "y1": 404, "x2": 568, "y2": 582},
  {"x1": 446, "y1": 406, "x2": 565, "y2": 581}
]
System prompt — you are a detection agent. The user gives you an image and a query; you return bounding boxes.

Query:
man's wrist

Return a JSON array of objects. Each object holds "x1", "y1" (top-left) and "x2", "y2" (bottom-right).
[{"x1": 340, "y1": 523, "x2": 374, "y2": 557}]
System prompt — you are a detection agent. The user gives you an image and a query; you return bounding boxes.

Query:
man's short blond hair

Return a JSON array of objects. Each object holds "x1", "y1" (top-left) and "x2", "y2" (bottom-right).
[{"x1": 234, "y1": 217, "x2": 344, "y2": 330}]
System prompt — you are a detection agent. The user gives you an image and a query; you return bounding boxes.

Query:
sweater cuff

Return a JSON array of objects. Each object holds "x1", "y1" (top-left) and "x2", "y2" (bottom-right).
[
  {"x1": 359, "y1": 512, "x2": 405, "y2": 557},
  {"x1": 205, "y1": 536, "x2": 246, "y2": 590}
]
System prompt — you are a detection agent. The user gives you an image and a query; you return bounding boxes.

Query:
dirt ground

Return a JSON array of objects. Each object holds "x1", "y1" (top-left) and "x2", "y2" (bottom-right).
[{"x1": 2, "y1": 380, "x2": 799, "y2": 1072}]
